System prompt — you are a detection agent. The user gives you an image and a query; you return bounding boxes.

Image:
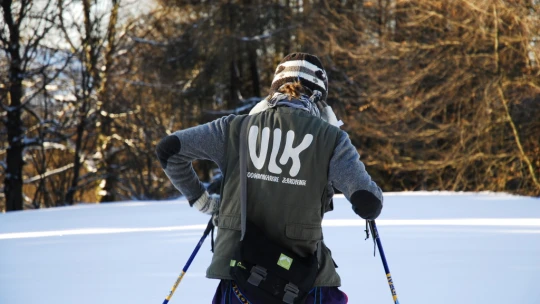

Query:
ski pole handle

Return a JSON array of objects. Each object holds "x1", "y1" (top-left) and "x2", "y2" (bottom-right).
[{"x1": 368, "y1": 220, "x2": 400, "y2": 304}]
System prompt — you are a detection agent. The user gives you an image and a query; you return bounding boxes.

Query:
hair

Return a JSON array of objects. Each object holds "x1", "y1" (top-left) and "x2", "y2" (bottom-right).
[{"x1": 275, "y1": 81, "x2": 307, "y2": 100}]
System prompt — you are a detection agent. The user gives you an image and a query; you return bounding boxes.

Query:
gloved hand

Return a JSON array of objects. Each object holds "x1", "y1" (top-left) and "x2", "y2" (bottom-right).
[
  {"x1": 353, "y1": 203, "x2": 381, "y2": 220},
  {"x1": 350, "y1": 190, "x2": 382, "y2": 220},
  {"x1": 192, "y1": 191, "x2": 221, "y2": 225},
  {"x1": 207, "y1": 175, "x2": 223, "y2": 195}
]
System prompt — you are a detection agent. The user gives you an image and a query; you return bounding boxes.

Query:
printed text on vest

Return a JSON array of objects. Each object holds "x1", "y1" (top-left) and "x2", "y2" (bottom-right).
[{"x1": 248, "y1": 126, "x2": 313, "y2": 186}]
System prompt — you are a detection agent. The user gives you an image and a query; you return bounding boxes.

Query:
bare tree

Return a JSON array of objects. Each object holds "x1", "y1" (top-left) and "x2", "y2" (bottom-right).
[
  {"x1": 56, "y1": 0, "x2": 129, "y2": 205},
  {"x1": 1, "y1": 0, "x2": 64, "y2": 211},
  {"x1": 3, "y1": 0, "x2": 537, "y2": 211},
  {"x1": 308, "y1": 0, "x2": 540, "y2": 195}
]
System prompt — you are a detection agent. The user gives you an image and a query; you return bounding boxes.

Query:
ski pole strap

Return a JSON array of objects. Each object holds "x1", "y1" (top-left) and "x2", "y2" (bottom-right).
[
  {"x1": 203, "y1": 218, "x2": 214, "y2": 240},
  {"x1": 364, "y1": 220, "x2": 377, "y2": 256},
  {"x1": 210, "y1": 224, "x2": 215, "y2": 252},
  {"x1": 367, "y1": 220, "x2": 377, "y2": 256},
  {"x1": 365, "y1": 220, "x2": 370, "y2": 240},
  {"x1": 239, "y1": 116, "x2": 250, "y2": 241}
]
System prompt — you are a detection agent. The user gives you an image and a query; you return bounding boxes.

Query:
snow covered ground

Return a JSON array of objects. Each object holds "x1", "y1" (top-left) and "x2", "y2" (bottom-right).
[{"x1": 1, "y1": 192, "x2": 539, "y2": 304}]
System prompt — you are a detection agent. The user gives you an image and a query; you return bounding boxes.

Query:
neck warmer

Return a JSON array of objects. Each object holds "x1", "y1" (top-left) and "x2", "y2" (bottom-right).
[{"x1": 266, "y1": 92, "x2": 321, "y2": 118}]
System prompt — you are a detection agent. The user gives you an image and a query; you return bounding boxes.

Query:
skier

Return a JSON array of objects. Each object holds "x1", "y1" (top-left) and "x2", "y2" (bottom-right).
[{"x1": 156, "y1": 52, "x2": 383, "y2": 303}]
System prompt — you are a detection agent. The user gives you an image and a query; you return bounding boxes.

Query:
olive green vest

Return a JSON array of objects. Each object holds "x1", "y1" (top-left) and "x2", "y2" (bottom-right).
[{"x1": 206, "y1": 107, "x2": 342, "y2": 286}]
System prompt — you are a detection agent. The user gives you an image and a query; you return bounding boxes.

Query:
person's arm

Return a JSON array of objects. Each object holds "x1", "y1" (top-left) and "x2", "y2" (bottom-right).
[
  {"x1": 328, "y1": 131, "x2": 383, "y2": 220},
  {"x1": 155, "y1": 115, "x2": 235, "y2": 205}
]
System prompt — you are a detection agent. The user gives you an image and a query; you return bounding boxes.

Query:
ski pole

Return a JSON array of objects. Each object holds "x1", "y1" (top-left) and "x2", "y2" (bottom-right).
[
  {"x1": 162, "y1": 219, "x2": 214, "y2": 304},
  {"x1": 368, "y1": 220, "x2": 400, "y2": 304}
]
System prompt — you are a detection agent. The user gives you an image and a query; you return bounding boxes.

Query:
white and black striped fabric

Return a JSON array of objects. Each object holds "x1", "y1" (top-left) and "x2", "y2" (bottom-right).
[{"x1": 270, "y1": 53, "x2": 328, "y2": 101}]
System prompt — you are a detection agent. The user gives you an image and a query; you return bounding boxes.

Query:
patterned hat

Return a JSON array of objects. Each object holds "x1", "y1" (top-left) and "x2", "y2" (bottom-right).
[{"x1": 270, "y1": 53, "x2": 328, "y2": 101}]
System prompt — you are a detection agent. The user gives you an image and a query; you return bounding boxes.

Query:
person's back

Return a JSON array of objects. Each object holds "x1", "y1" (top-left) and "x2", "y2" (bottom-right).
[
  {"x1": 208, "y1": 104, "x2": 340, "y2": 274},
  {"x1": 156, "y1": 53, "x2": 383, "y2": 303}
]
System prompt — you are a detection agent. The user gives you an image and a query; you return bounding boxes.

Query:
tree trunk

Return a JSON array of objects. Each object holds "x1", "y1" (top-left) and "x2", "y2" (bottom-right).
[
  {"x1": 65, "y1": 116, "x2": 86, "y2": 205},
  {"x1": 97, "y1": 0, "x2": 120, "y2": 203},
  {"x1": 3, "y1": 0, "x2": 25, "y2": 211},
  {"x1": 248, "y1": 45, "x2": 261, "y2": 97},
  {"x1": 4, "y1": 75, "x2": 24, "y2": 211}
]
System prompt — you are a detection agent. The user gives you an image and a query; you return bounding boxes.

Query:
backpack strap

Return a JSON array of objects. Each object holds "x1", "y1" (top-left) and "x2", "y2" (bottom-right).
[{"x1": 239, "y1": 116, "x2": 250, "y2": 241}]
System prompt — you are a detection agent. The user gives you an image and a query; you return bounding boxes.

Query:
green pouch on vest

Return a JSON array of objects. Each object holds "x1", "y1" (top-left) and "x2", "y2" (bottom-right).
[{"x1": 230, "y1": 220, "x2": 318, "y2": 304}]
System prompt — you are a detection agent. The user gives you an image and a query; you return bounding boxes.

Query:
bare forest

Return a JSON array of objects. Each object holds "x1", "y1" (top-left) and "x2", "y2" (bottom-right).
[{"x1": 1, "y1": 0, "x2": 539, "y2": 211}]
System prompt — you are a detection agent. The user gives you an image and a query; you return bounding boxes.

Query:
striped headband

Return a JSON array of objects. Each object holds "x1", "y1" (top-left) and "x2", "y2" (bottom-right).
[{"x1": 269, "y1": 53, "x2": 328, "y2": 101}]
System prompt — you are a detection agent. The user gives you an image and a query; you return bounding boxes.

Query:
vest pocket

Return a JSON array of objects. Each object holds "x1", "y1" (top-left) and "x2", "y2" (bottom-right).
[
  {"x1": 285, "y1": 223, "x2": 323, "y2": 241},
  {"x1": 218, "y1": 214, "x2": 241, "y2": 231}
]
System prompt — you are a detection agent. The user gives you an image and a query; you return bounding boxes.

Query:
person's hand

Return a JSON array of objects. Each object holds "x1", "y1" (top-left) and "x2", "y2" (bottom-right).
[
  {"x1": 352, "y1": 201, "x2": 381, "y2": 220},
  {"x1": 207, "y1": 175, "x2": 223, "y2": 195},
  {"x1": 351, "y1": 190, "x2": 382, "y2": 220},
  {"x1": 193, "y1": 191, "x2": 220, "y2": 216}
]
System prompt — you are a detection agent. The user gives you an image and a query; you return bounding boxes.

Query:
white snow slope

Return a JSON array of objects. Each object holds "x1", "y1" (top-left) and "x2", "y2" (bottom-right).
[{"x1": 1, "y1": 192, "x2": 539, "y2": 304}]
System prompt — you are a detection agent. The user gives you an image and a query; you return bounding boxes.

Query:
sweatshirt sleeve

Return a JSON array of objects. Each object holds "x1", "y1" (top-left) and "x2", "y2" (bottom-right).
[
  {"x1": 328, "y1": 131, "x2": 383, "y2": 220},
  {"x1": 155, "y1": 115, "x2": 236, "y2": 204}
]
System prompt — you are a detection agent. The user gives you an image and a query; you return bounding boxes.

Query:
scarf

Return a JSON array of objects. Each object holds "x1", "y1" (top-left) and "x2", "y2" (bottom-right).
[{"x1": 266, "y1": 92, "x2": 321, "y2": 118}]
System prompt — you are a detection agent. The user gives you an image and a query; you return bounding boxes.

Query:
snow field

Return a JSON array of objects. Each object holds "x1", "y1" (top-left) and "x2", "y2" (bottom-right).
[{"x1": 1, "y1": 192, "x2": 539, "y2": 304}]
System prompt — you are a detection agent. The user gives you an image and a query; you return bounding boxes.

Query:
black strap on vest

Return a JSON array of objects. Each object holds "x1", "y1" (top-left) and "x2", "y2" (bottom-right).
[{"x1": 239, "y1": 116, "x2": 250, "y2": 241}]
